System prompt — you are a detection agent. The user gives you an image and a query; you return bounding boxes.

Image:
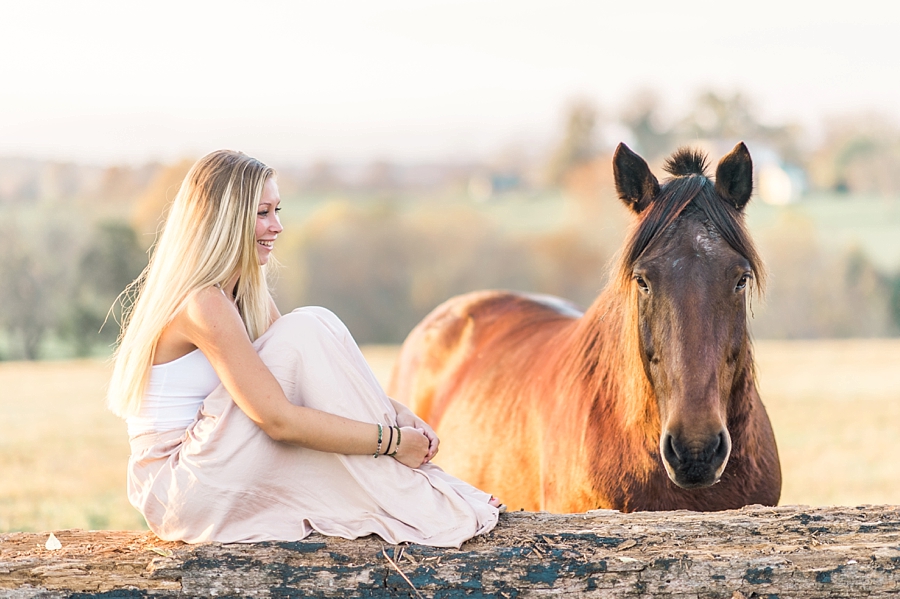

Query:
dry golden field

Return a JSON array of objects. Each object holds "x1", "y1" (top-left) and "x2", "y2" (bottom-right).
[{"x1": 1, "y1": 340, "x2": 898, "y2": 533}]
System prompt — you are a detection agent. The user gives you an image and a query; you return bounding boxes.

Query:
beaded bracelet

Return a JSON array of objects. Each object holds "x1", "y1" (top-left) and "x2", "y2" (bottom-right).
[
  {"x1": 388, "y1": 426, "x2": 401, "y2": 457},
  {"x1": 373, "y1": 423, "x2": 383, "y2": 458}
]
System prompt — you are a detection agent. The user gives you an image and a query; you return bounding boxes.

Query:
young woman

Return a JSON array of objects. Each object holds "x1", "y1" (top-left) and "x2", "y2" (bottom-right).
[{"x1": 109, "y1": 150, "x2": 501, "y2": 546}]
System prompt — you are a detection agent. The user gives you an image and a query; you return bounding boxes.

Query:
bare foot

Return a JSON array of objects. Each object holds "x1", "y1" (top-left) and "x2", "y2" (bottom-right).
[{"x1": 489, "y1": 496, "x2": 507, "y2": 513}]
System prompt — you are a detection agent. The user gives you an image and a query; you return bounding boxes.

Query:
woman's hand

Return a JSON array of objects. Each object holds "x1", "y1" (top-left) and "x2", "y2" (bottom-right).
[
  {"x1": 391, "y1": 426, "x2": 431, "y2": 468},
  {"x1": 395, "y1": 409, "x2": 440, "y2": 462}
]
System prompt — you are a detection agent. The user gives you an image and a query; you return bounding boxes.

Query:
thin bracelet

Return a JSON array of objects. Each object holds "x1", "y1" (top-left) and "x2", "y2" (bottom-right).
[
  {"x1": 388, "y1": 426, "x2": 401, "y2": 457},
  {"x1": 373, "y1": 423, "x2": 383, "y2": 458},
  {"x1": 385, "y1": 424, "x2": 394, "y2": 456}
]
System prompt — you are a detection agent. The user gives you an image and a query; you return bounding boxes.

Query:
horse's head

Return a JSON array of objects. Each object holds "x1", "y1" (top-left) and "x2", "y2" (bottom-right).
[{"x1": 613, "y1": 142, "x2": 762, "y2": 490}]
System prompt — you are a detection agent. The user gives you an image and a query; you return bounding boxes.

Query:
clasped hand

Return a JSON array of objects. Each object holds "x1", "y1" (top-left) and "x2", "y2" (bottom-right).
[{"x1": 392, "y1": 410, "x2": 440, "y2": 468}]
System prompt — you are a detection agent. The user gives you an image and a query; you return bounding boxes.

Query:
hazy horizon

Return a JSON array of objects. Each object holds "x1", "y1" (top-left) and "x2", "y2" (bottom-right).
[{"x1": 2, "y1": 0, "x2": 898, "y2": 166}]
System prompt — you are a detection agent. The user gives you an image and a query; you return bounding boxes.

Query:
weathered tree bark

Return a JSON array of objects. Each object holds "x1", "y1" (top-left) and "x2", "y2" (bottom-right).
[{"x1": 2, "y1": 505, "x2": 900, "y2": 598}]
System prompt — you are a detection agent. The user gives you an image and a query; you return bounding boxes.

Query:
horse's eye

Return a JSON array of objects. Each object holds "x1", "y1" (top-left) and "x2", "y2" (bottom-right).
[
  {"x1": 735, "y1": 273, "x2": 751, "y2": 291},
  {"x1": 635, "y1": 275, "x2": 650, "y2": 293}
]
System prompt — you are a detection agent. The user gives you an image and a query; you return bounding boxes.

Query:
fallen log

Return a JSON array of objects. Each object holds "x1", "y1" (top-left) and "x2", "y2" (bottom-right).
[{"x1": 2, "y1": 504, "x2": 900, "y2": 598}]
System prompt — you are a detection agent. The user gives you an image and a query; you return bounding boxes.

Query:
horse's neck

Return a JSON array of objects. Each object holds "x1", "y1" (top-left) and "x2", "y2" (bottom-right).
[
  {"x1": 570, "y1": 290, "x2": 641, "y2": 385},
  {"x1": 724, "y1": 344, "x2": 759, "y2": 431},
  {"x1": 562, "y1": 291, "x2": 655, "y2": 425}
]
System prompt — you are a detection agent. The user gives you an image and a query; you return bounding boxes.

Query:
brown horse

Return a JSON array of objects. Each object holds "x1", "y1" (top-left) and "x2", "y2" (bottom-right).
[{"x1": 389, "y1": 142, "x2": 781, "y2": 513}]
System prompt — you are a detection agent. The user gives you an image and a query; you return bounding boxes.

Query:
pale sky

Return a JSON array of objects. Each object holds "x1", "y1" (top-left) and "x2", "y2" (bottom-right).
[{"x1": 1, "y1": 0, "x2": 898, "y2": 165}]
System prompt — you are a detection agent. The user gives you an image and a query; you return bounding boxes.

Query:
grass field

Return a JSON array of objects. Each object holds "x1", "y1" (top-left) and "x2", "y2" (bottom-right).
[{"x1": 1, "y1": 340, "x2": 899, "y2": 533}]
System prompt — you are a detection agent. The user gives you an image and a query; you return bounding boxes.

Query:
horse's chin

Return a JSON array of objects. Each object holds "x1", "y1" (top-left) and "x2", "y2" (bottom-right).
[
  {"x1": 661, "y1": 455, "x2": 729, "y2": 490},
  {"x1": 668, "y1": 474, "x2": 721, "y2": 490}
]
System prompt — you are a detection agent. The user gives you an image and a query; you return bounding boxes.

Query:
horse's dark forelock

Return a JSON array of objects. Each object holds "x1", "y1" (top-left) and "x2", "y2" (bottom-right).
[
  {"x1": 663, "y1": 148, "x2": 709, "y2": 177},
  {"x1": 617, "y1": 170, "x2": 766, "y2": 293}
]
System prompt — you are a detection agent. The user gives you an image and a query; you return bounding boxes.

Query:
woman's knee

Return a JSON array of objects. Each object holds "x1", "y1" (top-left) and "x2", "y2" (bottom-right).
[{"x1": 255, "y1": 306, "x2": 342, "y2": 350}]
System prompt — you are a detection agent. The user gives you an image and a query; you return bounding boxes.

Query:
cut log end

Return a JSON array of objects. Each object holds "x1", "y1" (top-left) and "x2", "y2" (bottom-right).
[{"x1": 3, "y1": 505, "x2": 900, "y2": 597}]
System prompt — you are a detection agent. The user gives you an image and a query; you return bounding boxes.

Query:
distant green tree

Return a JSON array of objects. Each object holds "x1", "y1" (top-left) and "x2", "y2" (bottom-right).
[
  {"x1": 64, "y1": 222, "x2": 147, "y2": 356},
  {"x1": 0, "y1": 220, "x2": 75, "y2": 359},
  {"x1": 0, "y1": 248, "x2": 52, "y2": 359},
  {"x1": 889, "y1": 273, "x2": 900, "y2": 331}
]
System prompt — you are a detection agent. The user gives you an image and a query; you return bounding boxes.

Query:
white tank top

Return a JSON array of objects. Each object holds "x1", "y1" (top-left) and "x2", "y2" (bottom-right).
[{"x1": 126, "y1": 349, "x2": 221, "y2": 437}]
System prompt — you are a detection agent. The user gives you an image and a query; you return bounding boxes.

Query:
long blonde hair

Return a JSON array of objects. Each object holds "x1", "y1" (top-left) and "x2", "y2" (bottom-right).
[{"x1": 108, "y1": 150, "x2": 275, "y2": 417}]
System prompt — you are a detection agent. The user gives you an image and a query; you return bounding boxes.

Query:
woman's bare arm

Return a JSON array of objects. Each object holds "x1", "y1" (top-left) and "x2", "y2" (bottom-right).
[{"x1": 166, "y1": 287, "x2": 429, "y2": 465}]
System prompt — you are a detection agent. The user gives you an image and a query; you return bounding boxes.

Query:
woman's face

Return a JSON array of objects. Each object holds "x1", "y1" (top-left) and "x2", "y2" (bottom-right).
[{"x1": 255, "y1": 177, "x2": 283, "y2": 265}]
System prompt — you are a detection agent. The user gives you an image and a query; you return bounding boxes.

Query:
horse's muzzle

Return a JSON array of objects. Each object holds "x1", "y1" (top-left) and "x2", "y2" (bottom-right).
[{"x1": 660, "y1": 429, "x2": 731, "y2": 489}]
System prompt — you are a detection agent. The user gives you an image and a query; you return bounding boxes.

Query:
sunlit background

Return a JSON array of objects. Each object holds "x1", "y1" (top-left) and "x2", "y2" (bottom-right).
[{"x1": 2, "y1": 0, "x2": 900, "y2": 531}]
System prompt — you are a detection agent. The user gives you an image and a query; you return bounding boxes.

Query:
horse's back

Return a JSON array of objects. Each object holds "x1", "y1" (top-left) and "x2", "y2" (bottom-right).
[{"x1": 389, "y1": 290, "x2": 580, "y2": 422}]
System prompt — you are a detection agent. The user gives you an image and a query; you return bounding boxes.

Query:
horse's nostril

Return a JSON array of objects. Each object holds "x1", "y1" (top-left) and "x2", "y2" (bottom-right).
[
  {"x1": 714, "y1": 431, "x2": 730, "y2": 460},
  {"x1": 663, "y1": 433, "x2": 680, "y2": 464}
]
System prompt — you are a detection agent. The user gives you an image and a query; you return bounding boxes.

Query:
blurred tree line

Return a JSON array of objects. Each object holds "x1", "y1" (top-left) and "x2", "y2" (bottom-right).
[
  {"x1": 0, "y1": 215, "x2": 146, "y2": 360},
  {"x1": 555, "y1": 89, "x2": 900, "y2": 198},
  {"x1": 272, "y1": 199, "x2": 613, "y2": 343},
  {"x1": 2, "y1": 89, "x2": 900, "y2": 358},
  {"x1": 0, "y1": 159, "x2": 177, "y2": 360}
]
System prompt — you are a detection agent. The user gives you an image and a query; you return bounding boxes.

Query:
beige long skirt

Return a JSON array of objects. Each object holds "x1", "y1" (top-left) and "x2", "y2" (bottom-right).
[{"x1": 127, "y1": 307, "x2": 499, "y2": 546}]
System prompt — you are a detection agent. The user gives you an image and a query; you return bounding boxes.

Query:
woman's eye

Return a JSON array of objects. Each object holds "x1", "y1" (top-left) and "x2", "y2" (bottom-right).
[{"x1": 258, "y1": 211, "x2": 268, "y2": 217}]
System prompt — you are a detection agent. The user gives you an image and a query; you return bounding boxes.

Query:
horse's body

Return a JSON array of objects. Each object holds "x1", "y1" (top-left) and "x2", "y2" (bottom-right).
[{"x1": 389, "y1": 143, "x2": 781, "y2": 513}]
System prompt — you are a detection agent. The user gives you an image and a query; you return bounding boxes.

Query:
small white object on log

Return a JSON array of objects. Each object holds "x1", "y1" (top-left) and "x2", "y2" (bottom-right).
[{"x1": 44, "y1": 533, "x2": 61, "y2": 551}]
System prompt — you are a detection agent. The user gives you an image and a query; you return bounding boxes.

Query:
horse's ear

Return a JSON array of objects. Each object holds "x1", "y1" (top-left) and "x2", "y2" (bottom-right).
[
  {"x1": 714, "y1": 142, "x2": 753, "y2": 211},
  {"x1": 613, "y1": 143, "x2": 659, "y2": 214}
]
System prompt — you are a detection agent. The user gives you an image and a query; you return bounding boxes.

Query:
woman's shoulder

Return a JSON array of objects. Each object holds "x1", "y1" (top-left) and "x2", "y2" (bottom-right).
[
  {"x1": 186, "y1": 285, "x2": 230, "y2": 310},
  {"x1": 178, "y1": 286, "x2": 243, "y2": 334}
]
